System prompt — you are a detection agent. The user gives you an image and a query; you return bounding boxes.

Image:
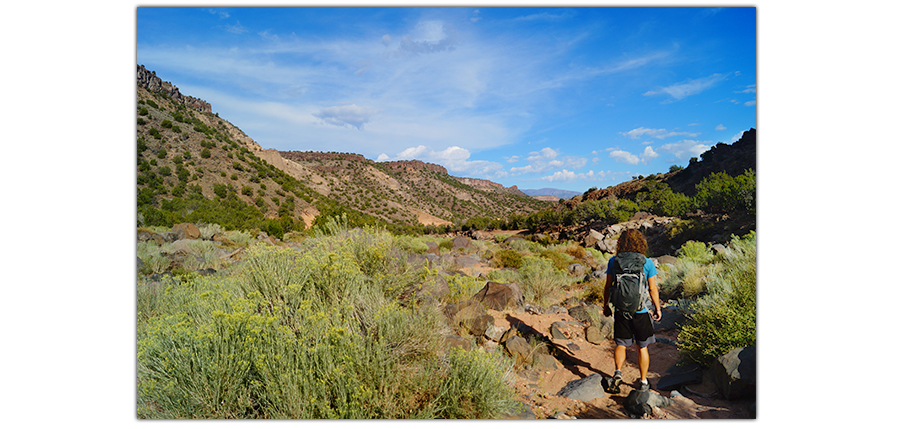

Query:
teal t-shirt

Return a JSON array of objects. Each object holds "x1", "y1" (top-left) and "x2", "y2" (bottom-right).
[{"x1": 607, "y1": 255, "x2": 657, "y2": 313}]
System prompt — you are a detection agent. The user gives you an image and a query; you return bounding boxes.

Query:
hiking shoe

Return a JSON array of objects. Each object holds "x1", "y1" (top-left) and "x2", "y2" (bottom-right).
[
  {"x1": 613, "y1": 370, "x2": 623, "y2": 381},
  {"x1": 638, "y1": 380, "x2": 650, "y2": 391},
  {"x1": 602, "y1": 372, "x2": 623, "y2": 394}
]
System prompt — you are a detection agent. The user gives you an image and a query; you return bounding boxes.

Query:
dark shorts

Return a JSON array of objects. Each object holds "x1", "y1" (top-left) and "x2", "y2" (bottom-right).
[{"x1": 613, "y1": 311, "x2": 656, "y2": 348}]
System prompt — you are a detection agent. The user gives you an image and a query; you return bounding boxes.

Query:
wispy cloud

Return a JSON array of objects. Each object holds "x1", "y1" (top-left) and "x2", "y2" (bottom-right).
[
  {"x1": 223, "y1": 21, "x2": 248, "y2": 34},
  {"x1": 540, "y1": 169, "x2": 624, "y2": 183},
  {"x1": 658, "y1": 139, "x2": 713, "y2": 160},
  {"x1": 509, "y1": 147, "x2": 586, "y2": 175},
  {"x1": 620, "y1": 127, "x2": 700, "y2": 140},
  {"x1": 643, "y1": 73, "x2": 730, "y2": 101},
  {"x1": 382, "y1": 145, "x2": 506, "y2": 179},
  {"x1": 312, "y1": 104, "x2": 379, "y2": 130}
]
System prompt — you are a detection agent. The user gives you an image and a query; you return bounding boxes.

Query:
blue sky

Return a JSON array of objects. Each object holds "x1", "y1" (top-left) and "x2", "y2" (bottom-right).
[{"x1": 137, "y1": 6, "x2": 756, "y2": 193}]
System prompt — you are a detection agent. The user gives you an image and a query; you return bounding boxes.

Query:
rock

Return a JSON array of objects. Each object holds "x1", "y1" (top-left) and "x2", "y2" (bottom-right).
[
  {"x1": 443, "y1": 334, "x2": 473, "y2": 351},
  {"x1": 567, "y1": 304, "x2": 608, "y2": 327},
  {"x1": 472, "y1": 281, "x2": 524, "y2": 312},
  {"x1": 547, "y1": 305, "x2": 568, "y2": 315},
  {"x1": 211, "y1": 233, "x2": 235, "y2": 246},
  {"x1": 711, "y1": 244, "x2": 727, "y2": 255},
  {"x1": 502, "y1": 401, "x2": 536, "y2": 419},
  {"x1": 567, "y1": 263, "x2": 586, "y2": 278},
  {"x1": 629, "y1": 211, "x2": 653, "y2": 221},
  {"x1": 585, "y1": 321, "x2": 613, "y2": 344},
  {"x1": 504, "y1": 335, "x2": 531, "y2": 366},
  {"x1": 137, "y1": 256, "x2": 145, "y2": 273},
  {"x1": 653, "y1": 308, "x2": 685, "y2": 331},
  {"x1": 171, "y1": 223, "x2": 201, "y2": 240},
  {"x1": 550, "y1": 322, "x2": 568, "y2": 340},
  {"x1": 503, "y1": 235, "x2": 525, "y2": 244},
  {"x1": 443, "y1": 300, "x2": 493, "y2": 339},
  {"x1": 583, "y1": 229, "x2": 605, "y2": 249},
  {"x1": 451, "y1": 236, "x2": 471, "y2": 250},
  {"x1": 470, "y1": 230, "x2": 491, "y2": 241},
  {"x1": 712, "y1": 346, "x2": 756, "y2": 400},
  {"x1": 657, "y1": 362, "x2": 704, "y2": 391},
  {"x1": 171, "y1": 239, "x2": 199, "y2": 256},
  {"x1": 556, "y1": 374, "x2": 605, "y2": 402},
  {"x1": 484, "y1": 324, "x2": 506, "y2": 342},
  {"x1": 455, "y1": 255, "x2": 480, "y2": 268},
  {"x1": 417, "y1": 275, "x2": 450, "y2": 301},
  {"x1": 531, "y1": 352, "x2": 559, "y2": 371},
  {"x1": 624, "y1": 389, "x2": 674, "y2": 417},
  {"x1": 597, "y1": 239, "x2": 617, "y2": 254},
  {"x1": 657, "y1": 255, "x2": 678, "y2": 266},
  {"x1": 425, "y1": 242, "x2": 440, "y2": 255}
]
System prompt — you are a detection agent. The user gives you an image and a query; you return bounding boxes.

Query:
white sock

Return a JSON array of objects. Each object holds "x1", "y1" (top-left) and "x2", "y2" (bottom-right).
[{"x1": 641, "y1": 379, "x2": 648, "y2": 384}]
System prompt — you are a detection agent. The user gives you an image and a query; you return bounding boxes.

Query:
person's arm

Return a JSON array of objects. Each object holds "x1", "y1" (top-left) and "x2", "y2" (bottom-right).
[
  {"x1": 648, "y1": 276, "x2": 662, "y2": 321},
  {"x1": 602, "y1": 272, "x2": 614, "y2": 316}
]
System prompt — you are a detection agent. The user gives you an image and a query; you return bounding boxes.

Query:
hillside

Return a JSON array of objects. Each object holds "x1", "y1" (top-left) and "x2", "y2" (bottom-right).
[
  {"x1": 522, "y1": 188, "x2": 581, "y2": 201},
  {"x1": 136, "y1": 65, "x2": 549, "y2": 234}
]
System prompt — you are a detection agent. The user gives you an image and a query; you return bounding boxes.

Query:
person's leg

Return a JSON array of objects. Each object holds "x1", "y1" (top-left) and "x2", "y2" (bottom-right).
[
  {"x1": 638, "y1": 346, "x2": 650, "y2": 381},
  {"x1": 614, "y1": 345, "x2": 627, "y2": 372}
]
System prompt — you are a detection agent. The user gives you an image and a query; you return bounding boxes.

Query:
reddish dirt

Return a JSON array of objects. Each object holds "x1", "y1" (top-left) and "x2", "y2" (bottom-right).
[{"x1": 485, "y1": 297, "x2": 755, "y2": 419}]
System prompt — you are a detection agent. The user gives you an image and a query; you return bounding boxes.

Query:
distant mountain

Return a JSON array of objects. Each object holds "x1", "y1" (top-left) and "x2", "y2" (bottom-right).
[
  {"x1": 135, "y1": 65, "x2": 550, "y2": 233},
  {"x1": 521, "y1": 188, "x2": 581, "y2": 200}
]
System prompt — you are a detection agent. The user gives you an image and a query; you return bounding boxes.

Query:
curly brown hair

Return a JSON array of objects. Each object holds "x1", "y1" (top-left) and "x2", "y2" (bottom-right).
[{"x1": 616, "y1": 229, "x2": 648, "y2": 255}]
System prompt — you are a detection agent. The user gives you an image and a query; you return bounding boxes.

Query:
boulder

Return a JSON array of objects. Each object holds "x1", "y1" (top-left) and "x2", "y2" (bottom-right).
[
  {"x1": 472, "y1": 281, "x2": 524, "y2": 312},
  {"x1": 652, "y1": 308, "x2": 685, "y2": 331},
  {"x1": 711, "y1": 244, "x2": 727, "y2": 255},
  {"x1": 416, "y1": 275, "x2": 450, "y2": 301},
  {"x1": 624, "y1": 389, "x2": 674, "y2": 417},
  {"x1": 712, "y1": 346, "x2": 756, "y2": 400},
  {"x1": 585, "y1": 320, "x2": 613, "y2": 344},
  {"x1": 136, "y1": 256, "x2": 145, "y2": 273},
  {"x1": 443, "y1": 334, "x2": 473, "y2": 351},
  {"x1": 531, "y1": 351, "x2": 559, "y2": 371},
  {"x1": 502, "y1": 401, "x2": 536, "y2": 419},
  {"x1": 583, "y1": 229, "x2": 604, "y2": 249},
  {"x1": 451, "y1": 236, "x2": 471, "y2": 250},
  {"x1": 556, "y1": 374, "x2": 605, "y2": 402},
  {"x1": 567, "y1": 263, "x2": 586, "y2": 278},
  {"x1": 171, "y1": 223, "x2": 201, "y2": 240},
  {"x1": 657, "y1": 362, "x2": 704, "y2": 391},
  {"x1": 550, "y1": 322, "x2": 568, "y2": 340},
  {"x1": 568, "y1": 304, "x2": 608, "y2": 327},
  {"x1": 656, "y1": 255, "x2": 678, "y2": 267},
  {"x1": 484, "y1": 323, "x2": 506, "y2": 342},
  {"x1": 443, "y1": 300, "x2": 493, "y2": 339},
  {"x1": 211, "y1": 233, "x2": 235, "y2": 246},
  {"x1": 597, "y1": 239, "x2": 617, "y2": 254},
  {"x1": 503, "y1": 235, "x2": 525, "y2": 244},
  {"x1": 425, "y1": 242, "x2": 440, "y2": 255},
  {"x1": 504, "y1": 335, "x2": 531, "y2": 366},
  {"x1": 455, "y1": 255, "x2": 480, "y2": 268}
]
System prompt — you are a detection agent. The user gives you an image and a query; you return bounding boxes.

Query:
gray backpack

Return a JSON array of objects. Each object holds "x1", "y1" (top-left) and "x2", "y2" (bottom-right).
[{"x1": 611, "y1": 252, "x2": 649, "y2": 319}]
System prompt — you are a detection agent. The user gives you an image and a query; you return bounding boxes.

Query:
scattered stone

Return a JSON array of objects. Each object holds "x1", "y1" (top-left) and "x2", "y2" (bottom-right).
[
  {"x1": 425, "y1": 242, "x2": 440, "y2": 255},
  {"x1": 657, "y1": 362, "x2": 703, "y2": 391},
  {"x1": 451, "y1": 236, "x2": 471, "y2": 250},
  {"x1": 443, "y1": 300, "x2": 493, "y2": 339},
  {"x1": 473, "y1": 281, "x2": 524, "y2": 311},
  {"x1": 455, "y1": 255, "x2": 480, "y2": 268},
  {"x1": 504, "y1": 335, "x2": 531, "y2": 366},
  {"x1": 711, "y1": 244, "x2": 727, "y2": 255},
  {"x1": 657, "y1": 255, "x2": 678, "y2": 266},
  {"x1": 484, "y1": 323, "x2": 506, "y2": 342},
  {"x1": 713, "y1": 346, "x2": 756, "y2": 400},
  {"x1": 567, "y1": 263, "x2": 586, "y2": 277},
  {"x1": 557, "y1": 374, "x2": 605, "y2": 402},
  {"x1": 531, "y1": 352, "x2": 559, "y2": 371},
  {"x1": 583, "y1": 229, "x2": 604, "y2": 248},
  {"x1": 443, "y1": 334, "x2": 473, "y2": 351},
  {"x1": 136, "y1": 256, "x2": 145, "y2": 273},
  {"x1": 502, "y1": 401, "x2": 536, "y2": 419},
  {"x1": 624, "y1": 389, "x2": 674, "y2": 417},
  {"x1": 546, "y1": 305, "x2": 568, "y2": 315},
  {"x1": 171, "y1": 223, "x2": 201, "y2": 240},
  {"x1": 416, "y1": 275, "x2": 450, "y2": 301},
  {"x1": 549, "y1": 322, "x2": 568, "y2": 340}
]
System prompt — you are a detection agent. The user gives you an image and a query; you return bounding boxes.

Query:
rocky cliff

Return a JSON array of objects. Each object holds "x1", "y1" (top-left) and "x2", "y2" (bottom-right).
[{"x1": 137, "y1": 65, "x2": 212, "y2": 113}]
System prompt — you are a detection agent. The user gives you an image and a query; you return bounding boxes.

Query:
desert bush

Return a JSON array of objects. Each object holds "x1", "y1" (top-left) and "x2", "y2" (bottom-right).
[
  {"x1": 201, "y1": 148, "x2": 211, "y2": 158},
  {"x1": 491, "y1": 249, "x2": 524, "y2": 269},
  {"x1": 430, "y1": 348, "x2": 516, "y2": 418},
  {"x1": 677, "y1": 231, "x2": 756, "y2": 366},
  {"x1": 677, "y1": 241, "x2": 715, "y2": 264},
  {"x1": 445, "y1": 274, "x2": 486, "y2": 304},
  {"x1": 198, "y1": 223, "x2": 224, "y2": 240},
  {"x1": 224, "y1": 230, "x2": 254, "y2": 247},
  {"x1": 537, "y1": 249, "x2": 572, "y2": 271},
  {"x1": 515, "y1": 256, "x2": 570, "y2": 307},
  {"x1": 394, "y1": 235, "x2": 428, "y2": 254}
]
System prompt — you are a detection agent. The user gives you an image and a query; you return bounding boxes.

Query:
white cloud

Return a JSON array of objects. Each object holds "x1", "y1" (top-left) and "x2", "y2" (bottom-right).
[
  {"x1": 643, "y1": 73, "x2": 729, "y2": 101},
  {"x1": 609, "y1": 146, "x2": 658, "y2": 165},
  {"x1": 659, "y1": 139, "x2": 713, "y2": 160},
  {"x1": 376, "y1": 153, "x2": 390, "y2": 162},
  {"x1": 510, "y1": 147, "x2": 586, "y2": 175},
  {"x1": 312, "y1": 104, "x2": 379, "y2": 130},
  {"x1": 386, "y1": 145, "x2": 505, "y2": 178},
  {"x1": 735, "y1": 85, "x2": 756, "y2": 94},
  {"x1": 621, "y1": 127, "x2": 700, "y2": 140},
  {"x1": 715, "y1": 124, "x2": 726, "y2": 131},
  {"x1": 610, "y1": 150, "x2": 640, "y2": 165},
  {"x1": 744, "y1": 100, "x2": 756, "y2": 106},
  {"x1": 541, "y1": 169, "x2": 620, "y2": 183}
]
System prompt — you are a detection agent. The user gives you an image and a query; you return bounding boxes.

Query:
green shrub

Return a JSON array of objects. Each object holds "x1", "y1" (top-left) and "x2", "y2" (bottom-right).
[
  {"x1": 515, "y1": 256, "x2": 570, "y2": 307},
  {"x1": 491, "y1": 249, "x2": 524, "y2": 269},
  {"x1": 201, "y1": 148, "x2": 211, "y2": 159},
  {"x1": 677, "y1": 241, "x2": 715, "y2": 264},
  {"x1": 677, "y1": 232, "x2": 756, "y2": 366},
  {"x1": 157, "y1": 148, "x2": 167, "y2": 159},
  {"x1": 161, "y1": 119, "x2": 173, "y2": 129},
  {"x1": 213, "y1": 184, "x2": 227, "y2": 199}
]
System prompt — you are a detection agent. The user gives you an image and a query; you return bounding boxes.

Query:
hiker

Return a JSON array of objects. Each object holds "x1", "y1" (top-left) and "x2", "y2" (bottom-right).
[{"x1": 602, "y1": 229, "x2": 662, "y2": 391}]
